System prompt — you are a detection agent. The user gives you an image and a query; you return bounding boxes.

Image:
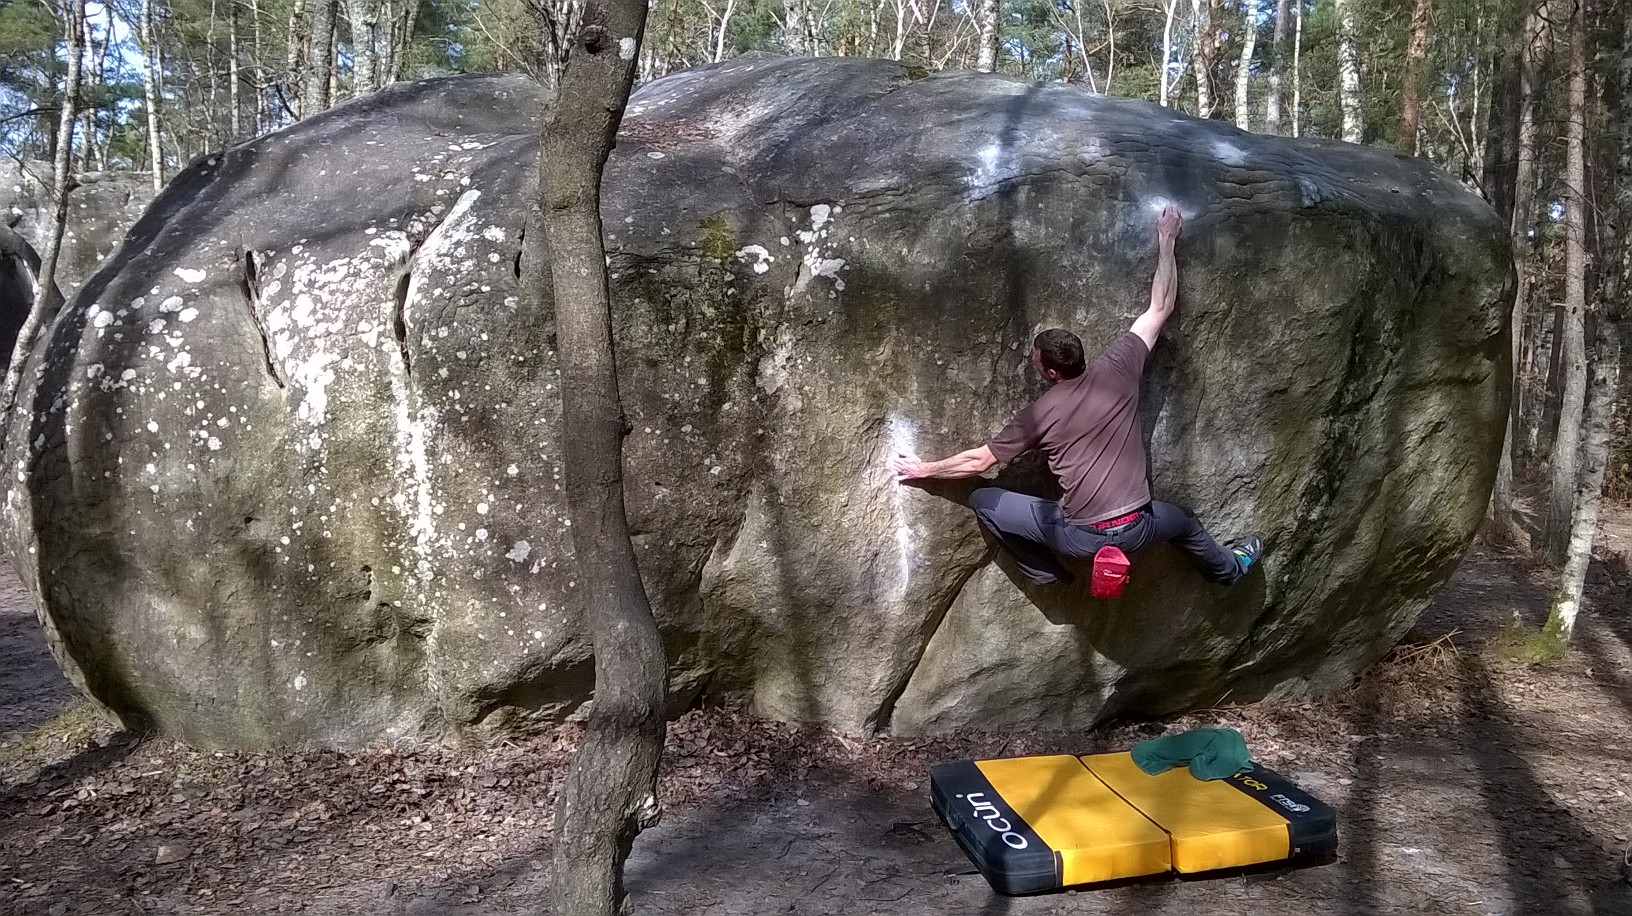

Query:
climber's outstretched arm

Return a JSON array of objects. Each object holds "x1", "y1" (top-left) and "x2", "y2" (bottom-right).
[
  {"x1": 890, "y1": 445, "x2": 997, "y2": 481},
  {"x1": 1130, "y1": 204, "x2": 1182, "y2": 352}
]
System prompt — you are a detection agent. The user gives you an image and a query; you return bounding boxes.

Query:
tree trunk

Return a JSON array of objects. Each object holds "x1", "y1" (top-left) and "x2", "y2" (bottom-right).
[
  {"x1": 230, "y1": 0, "x2": 242, "y2": 138},
  {"x1": 975, "y1": 0, "x2": 999, "y2": 71},
  {"x1": 784, "y1": 0, "x2": 816, "y2": 55},
  {"x1": 1160, "y1": 0, "x2": 1179, "y2": 106},
  {"x1": 303, "y1": 0, "x2": 336, "y2": 115},
  {"x1": 327, "y1": 26, "x2": 340, "y2": 101},
  {"x1": 141, "y1": 0, "x2": 164, "y2": 191},
  {"x1": 251, "y1": 0, "x2": 266, "y2": 132},
  {"x1": 83, "y1": 6, "x2": 107, "y2": 171},
  {"x1": 713, "y1": 0, "x2": 736, "y2": 62},
  {"x1": 1482, "y1": 55, "x2": 1521, "y2": 541},
  {"x1": 382, "y1": 0, "x2": 400, "y2": 81},
  {"x1": 1335, "y1": 0, "x2": 1363, "y2": 142},
  {"x1": 1396, "y1": 0, "x2": 1433, "y2": 153},
  {"x1": 1538, "y1": 304, "x2": 1567, "y2": 453},
  {"x1": 346, "y1": 0, "x2": 381, "y2": 94},
  {"x1": 1545, "y1": 318, "x2": 1620, "y2": 638},
  {"x1": 538, "y1": 0, "x2": 584, "y2": 91},
  {"x1": 535, "y1": 0, "x2": 668, "y2": 912},
  {"x1": 1468, "y1": 51, "x2": 1485, "y2": 167},
  {"x1": 1546, "y1": 0, "x2": 1589, "y2": 561},
  {"x1": 1264, "y1": 0, "x2": 1288, "y2": 134},
  {"x1": 1480, "y1": 35, "x2": 1521, "y2": 224},
  {"x1": 1549, "y1": 20, "x2": 1630, "y2": 618},
  {"x1": 390, "y1": 0, "x2": 422, "y2": 82},
  {"x1": 1190, "y1": 0, "x2": 1213, "y2": 117},
  {"x1": 1100, "y1": 0, "x2": 1116, "y2": 93},
  {"x1": 35, "y1": 0, "x2": 84, "y2": 303},
  {"x1": 3, "y1": 0, "x2": 86, "y2": 442},
  {"x1": 205, "y1": 0, "x2": 222, "y2": 147},
  {"x1": 1233, "y1": 0, "x2": 1257, "y2": 130},
  {"x1": 1490, "y1": 0, "x2": 1554, "y2": 543},
  {"x1": 285, "y1": 0, "x2": 307, "y2": 119},
  {"x1": 1292, "y1": 0, "x2": 1302, "y2": 136},
  {"x1": 891, "y1": 0, "x2": 908, "y2": 60}
]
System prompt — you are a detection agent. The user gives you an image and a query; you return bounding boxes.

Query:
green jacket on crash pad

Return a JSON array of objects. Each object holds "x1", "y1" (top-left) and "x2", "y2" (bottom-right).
[{"x1": 1131, "y1": 727, "x2": 1253, "y2": 781}]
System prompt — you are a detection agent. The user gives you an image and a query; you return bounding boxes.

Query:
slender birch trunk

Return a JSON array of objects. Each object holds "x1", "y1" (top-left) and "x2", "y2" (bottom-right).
[
  {"x1": 395, "y1": 0, "x2": 421, "y2": 82},
  {"x1": 1292, "y1": 0, "x2": 1302, "y2": 136},
  {"x1": 1100, "y1": 0, "x2": 1116, "y2": 93},
  {"x1": 141, "y1": 0, "x2": 163, "y2": 190},
  {"x1": 327, "y1": 26, "x2": 339, "y2": 101},
  {"x1": 206, "y1": 0, "x2": 222, "y2": 145},
  {"x1": 975, "y1": 0, "x2": 999, "y2": 71},
  {"x1": 302, "y1": 0, "x2": 336, "y2": 115},
  {"x1": 891, "y1": 0, "x2": 907, "y2": 60},
  {"x1": 1492, "y1": 0, "x2": 1554, "y2": 542},
  {"x1": 1233, "y1": 0, "x2": 1257, "y2": 130},
  {"x1": 1264, "y1": 0, "x2": 1287, "y2": 133},
  {"x1": 540, "y1": 0, "x2": 585, "y2": 89},
  {"x1": 1469, "y1": 48, "x2": 1484, "y2": 162},
  {"x1": 347, "y1": 0, "x2": 380, "y2": 94},
  {"x1": 1546, "y1": 318, "x2": 1620, "y2": 637},
  {"x1": 783, "y1": 0, "x2": 815, "y2": 55},
  {"x1": 33, "y1": 0, "x2": 84, "y2": 313},
  {"x1": 3, "y1": 0, "x2": 87, "y2": 441},
  {"x1": 1161, "y1": 0, "x2": 1179, "y2": 106},
  {"x1": 381, "y1": 0, "x2": 419, "y2": 83},
  {"x1": 713, "y1": 0, "x2": 736, "y2": 61},
  {"x1": 1546, "y1": 0, "x2": 1590, "y2": 561},
  {"x1": 1335, "y1": 0, "x2": 1363, "y2": 142},
  {"x1": 285, "y1": 0, "x2": 305, "y2": 120},
  {"x1": 1569, "y1": 14, "x2": 1632, "y2": 626},
  {"x1": 251, "y1": 0, "x2": 265, "y2": 132},
  {"x1": 1191, "y1": 0, "x2": 1212, "y2": 117},
  {"x1": 229, "y1": 0, "x2": 242, "y2": 137}
]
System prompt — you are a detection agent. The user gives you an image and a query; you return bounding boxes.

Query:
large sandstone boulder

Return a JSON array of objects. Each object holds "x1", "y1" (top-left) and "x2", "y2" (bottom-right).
[
  {"x1": 1, "y1": 161, "x2": 155, "y2": 290},
  {"x1": 0, "y1": 224, "x2": 38, "y2": 370},
  {"x1": 1, "y1": 57, "x2": 1511, "y2": 747},
  {"x1": 1, "y1": 162, "x2": 157, "y2": 368}
]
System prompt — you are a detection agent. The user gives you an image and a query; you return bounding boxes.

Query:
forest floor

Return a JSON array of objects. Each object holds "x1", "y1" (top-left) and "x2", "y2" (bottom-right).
[{"x1": 2, "y1": 503, "x2": 1631, "y2": 916}]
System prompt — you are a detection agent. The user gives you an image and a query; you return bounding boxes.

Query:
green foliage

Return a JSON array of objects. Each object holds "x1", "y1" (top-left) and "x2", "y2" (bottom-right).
[
  {"x1": 0, "y1": 0, "x2": 1582, "y2": 224},
  {"x1": 0, "y1": 0, "x2": 56, "y2": 68},
  {"x1": 727, "y1": 0, "x2": 781, "y2": 54},
  {"x1": 1004, "y1": 0, "x2": 1067, "y2": 81},
  {"x1": 0, "y1": 0, "x2": 62, "y2": 153}
]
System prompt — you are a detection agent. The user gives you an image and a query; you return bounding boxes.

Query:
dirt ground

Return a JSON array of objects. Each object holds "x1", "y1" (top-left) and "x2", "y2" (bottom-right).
[{"x1": 3, "y1": 508, "x2": 1631, "y2": 916}]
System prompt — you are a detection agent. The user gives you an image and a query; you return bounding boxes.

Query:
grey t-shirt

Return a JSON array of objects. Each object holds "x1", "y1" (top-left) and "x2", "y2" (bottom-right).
[{"x1": 986, "y1": 332, "x2": 1151, "y2": 524}]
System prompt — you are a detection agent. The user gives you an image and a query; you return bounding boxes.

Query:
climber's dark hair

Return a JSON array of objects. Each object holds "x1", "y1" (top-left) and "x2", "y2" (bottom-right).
[{"x1": 1034, "y1": 329, "x2": 1086, "y2": 379}]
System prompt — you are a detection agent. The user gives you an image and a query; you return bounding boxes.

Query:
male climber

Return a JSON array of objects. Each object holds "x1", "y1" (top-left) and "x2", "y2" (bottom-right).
[{"x1": 888, "y1": 204, "x2": 1262, "y2": 587}]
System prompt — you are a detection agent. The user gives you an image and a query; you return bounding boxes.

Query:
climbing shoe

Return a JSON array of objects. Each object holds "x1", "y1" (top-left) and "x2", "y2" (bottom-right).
[{"x1": 1231, "y1": 534, "x2": 1265, "y2": 576}]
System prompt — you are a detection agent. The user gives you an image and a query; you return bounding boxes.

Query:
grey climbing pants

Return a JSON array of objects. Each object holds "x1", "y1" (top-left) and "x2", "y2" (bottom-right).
[{"x1": 967, "y1": 487, "x2": 1242, "y2": 586}]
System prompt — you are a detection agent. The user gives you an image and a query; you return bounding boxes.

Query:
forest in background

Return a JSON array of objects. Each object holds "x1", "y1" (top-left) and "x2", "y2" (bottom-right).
[
  {"x1": 1, "y1": 0, "x2": 1628, "y2": 643},
  {"x1": 0, "y1": 0, "x2": 1582, "y2": 182}
]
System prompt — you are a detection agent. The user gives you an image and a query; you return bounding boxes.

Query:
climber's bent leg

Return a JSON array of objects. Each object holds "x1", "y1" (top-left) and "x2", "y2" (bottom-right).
[
  {"x1": 1143, "y1": 500, "x2": 1242, "y2": 584},
  {"x1": 968, "y1": 487, "x2": 1077, "y2": 585}
]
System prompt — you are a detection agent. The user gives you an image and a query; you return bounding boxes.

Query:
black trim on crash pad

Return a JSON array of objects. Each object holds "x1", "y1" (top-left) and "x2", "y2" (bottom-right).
[
  {"x1": 1223, "y1": 764, "x2": 1340, "y2": 861},
  {"x1": 929, "y1": 759, "x2": 1059, "y2": 895}
]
